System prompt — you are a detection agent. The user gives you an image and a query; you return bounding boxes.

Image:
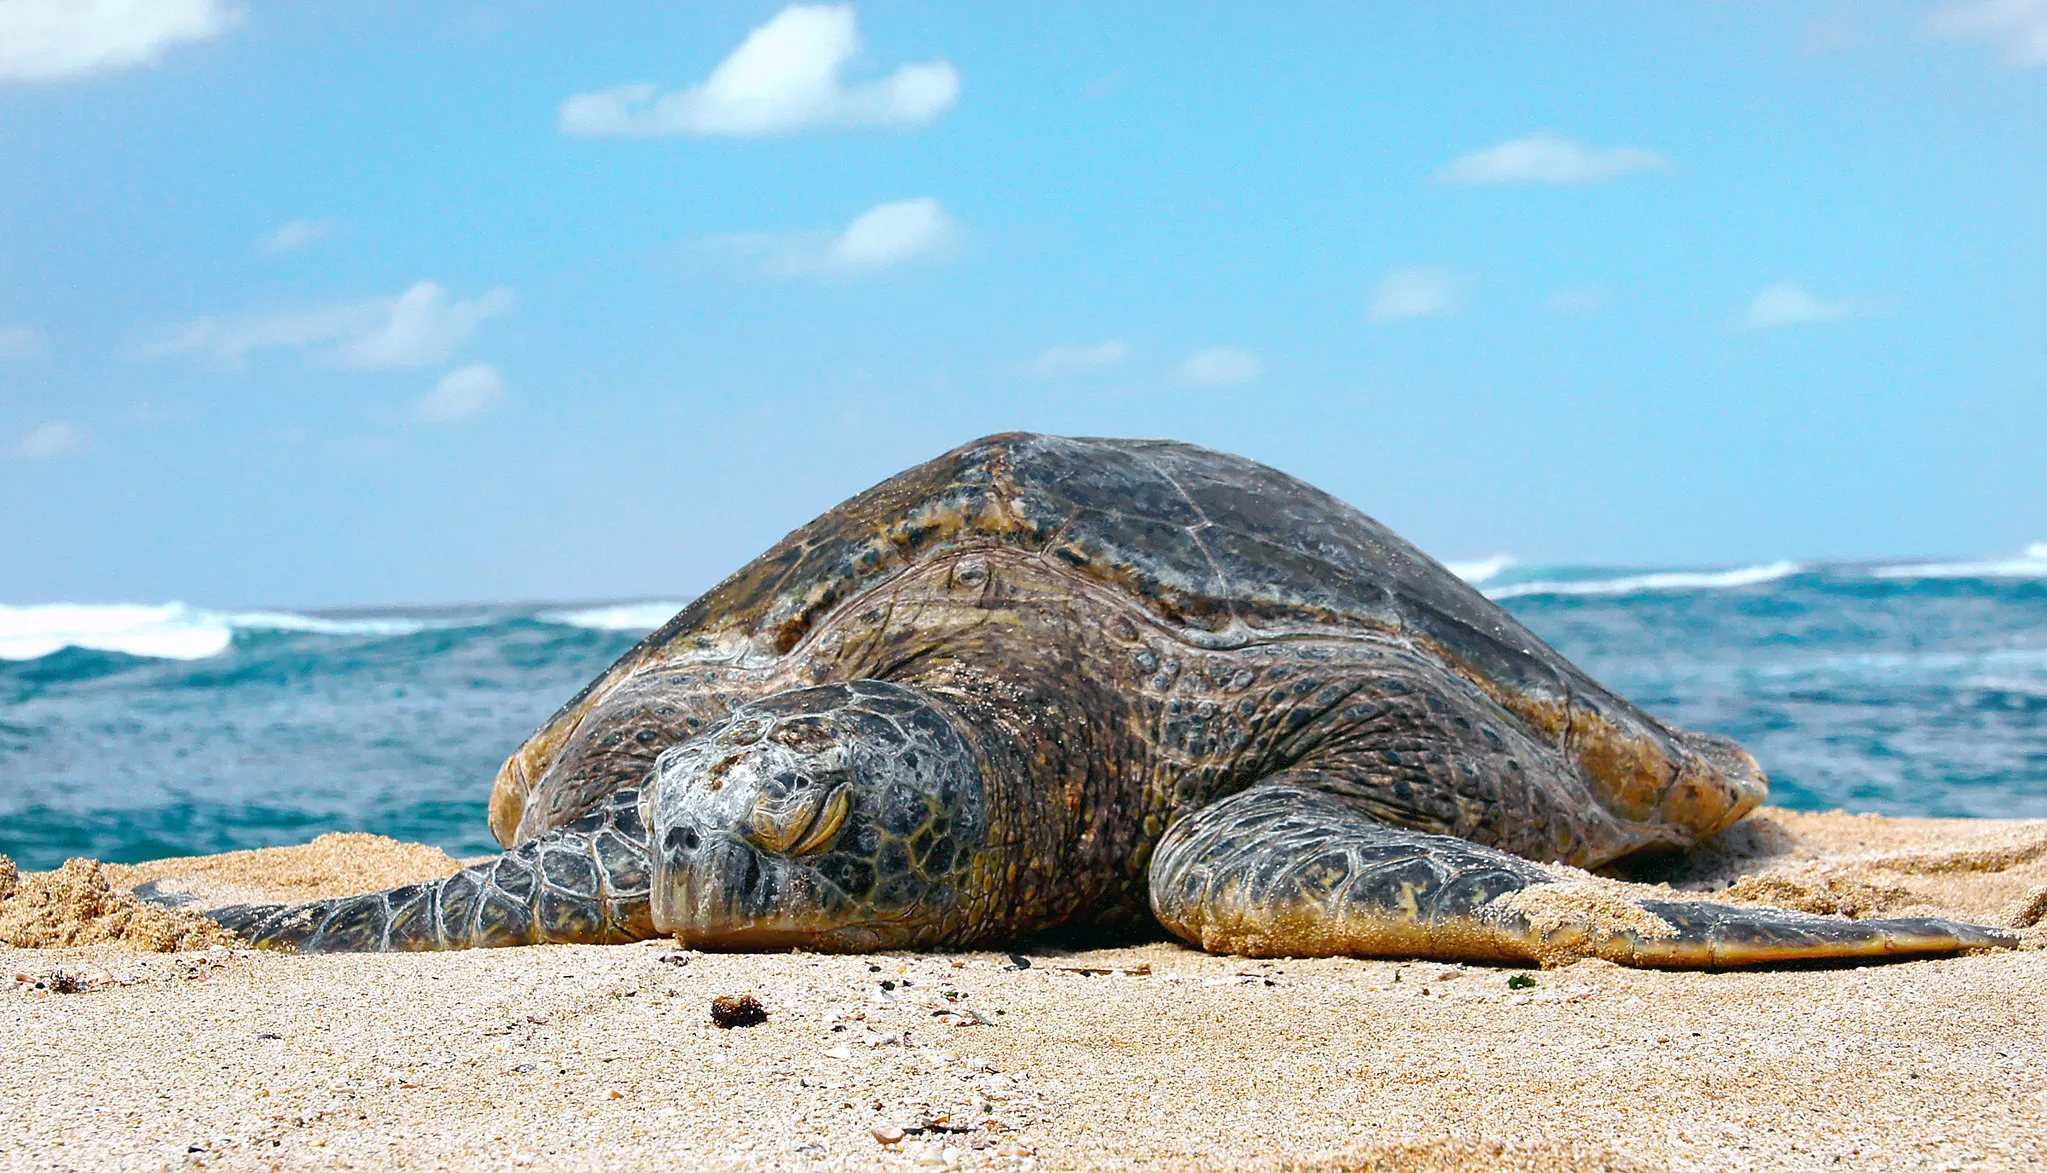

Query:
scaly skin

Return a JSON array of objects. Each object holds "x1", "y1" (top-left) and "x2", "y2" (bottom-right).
[
  {"x1": 1148, "y1": 782, "x2": 2012, "y2": 967},
  {"x1": 213, "y1": 788, "x2": 653, "y2": 951}
]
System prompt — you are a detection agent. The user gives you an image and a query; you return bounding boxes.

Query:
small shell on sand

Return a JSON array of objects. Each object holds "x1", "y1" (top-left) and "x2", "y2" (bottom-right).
[{"x1": 710, "y1": 993, "x2": 768, "y2": 1028}]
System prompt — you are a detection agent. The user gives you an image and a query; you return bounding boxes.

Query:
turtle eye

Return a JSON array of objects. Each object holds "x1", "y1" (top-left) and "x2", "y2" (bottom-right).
[{"x1": 746, "y1": 784, "x2": 850, "y2": 857}]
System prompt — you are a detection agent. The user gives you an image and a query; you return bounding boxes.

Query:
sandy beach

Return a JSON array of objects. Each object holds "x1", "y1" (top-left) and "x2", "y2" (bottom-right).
[{"x1": 5, "y1": 808, "x2": 2046, "y2": 1173}]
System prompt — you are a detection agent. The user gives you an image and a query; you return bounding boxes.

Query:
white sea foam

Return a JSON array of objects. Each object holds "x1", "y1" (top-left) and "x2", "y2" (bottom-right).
[
  {"x1": 1444, "y1": 554, "x2": 1516, "y2": 584},
  {"x1": 226, "y1": 610, "x2": 437, "y2": 637},
  {"x1": 541, "y1": 602, "x2": 689, "y2": 633},
  {"x1": 1483, "y1": 560, "x2": 1803, "y2": 601},
  {"x1": 0, "y1": 602, "x2": 440, "y2": 661},
  {"x1": 0, "y1": 595, "x2": 697, "y2": 661},
  {"x1": 1872, "y1": 543, "x2": 2047, "y2": 580},
  {"x1": 0, "y1": 603, "x2": 234, "y2": 661}
]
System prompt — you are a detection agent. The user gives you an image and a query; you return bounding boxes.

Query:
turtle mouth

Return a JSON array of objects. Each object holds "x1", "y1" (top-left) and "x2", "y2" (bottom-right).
[
  {"x1": 652, "y1": 834, "x2": 917, "y2": 952},
  {"x1": 654, "y1": 834, "x2": 839, "y2": 948},
  {"x1": 656, "y1": 836, "x2": 763, "y2": 930}
]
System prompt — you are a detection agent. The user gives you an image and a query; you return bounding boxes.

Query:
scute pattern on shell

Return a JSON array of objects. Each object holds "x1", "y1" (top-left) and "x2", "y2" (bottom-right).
[
  {"x1": 496, "y1": 434, "x2": 1664, "y2": 842},
  {"x1": 492, "y1": 434, "x2": 1764, "y2": 854}
]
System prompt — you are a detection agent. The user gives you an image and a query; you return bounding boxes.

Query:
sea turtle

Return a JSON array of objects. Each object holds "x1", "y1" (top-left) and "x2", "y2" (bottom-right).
[{"x1": 208, "y1": 434, "x2": 2012, "y2": 966}]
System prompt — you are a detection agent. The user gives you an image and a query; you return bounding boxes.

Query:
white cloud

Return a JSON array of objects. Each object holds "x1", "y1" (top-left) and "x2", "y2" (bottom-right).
[
  {"x1": 1440, "y1": 134, "x2": 1669, "y2": 185},
  {"x1": 1023, "y1": 341, "x2": 1130, "y2": 377},
  {"x1": 1369, "y1": 268, "x2": 1461, "y2": 322},
  {"x1": 417, "y1": 363, "x2": 505, "y2": 422},
  {"x1": 558, "y1": 4, "x2": 959, "y2": 138},
  {"x1": 825, "y1": 198, "x2": 958, "y2": 272},
  {"x1": 344, "y1": 282, "x2": 515, "y2": 369},
  {"x1": 1545, "y1": 286, "x2": 1607, "y2": 315},
  {"x1": 1176, "y1": 346, "x2": 1262, "y2": 388},
  {"x1": 1929, "y1": 0, "x2": 2047, "y2": 65},
  {"x1": 0, "y1": 0, "x2": 241, "y2": 84},
  {"x1": 1800, "y1": 5, "x2": 1871, "y2": 55},
  {"x1": 725, "y1": 197, "x2": 960, "y2": 277},
  {"x1": 10, "y1": 420, "x2": 87, "y2": 460},
  {"x1": 1736, "y1": 282, "x2": 1866, "y2": 329},
  {"x1": 0, "y1": 324, "x2": 37, "y2": 358},
  {"x1": 150, "y1": 304, "x2": 362, "y2": 365},
  {"x1": 154, "y1": 280, "x2": 514, "y2": 370},
  {"x1": 261, "y1": 219, "x2": 331, "y2": 254}
]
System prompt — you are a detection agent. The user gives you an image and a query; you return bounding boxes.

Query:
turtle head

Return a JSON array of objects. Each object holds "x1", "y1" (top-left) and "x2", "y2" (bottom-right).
[{"x1": 641, "y1": 682, "x2": 991, "y2": 951}]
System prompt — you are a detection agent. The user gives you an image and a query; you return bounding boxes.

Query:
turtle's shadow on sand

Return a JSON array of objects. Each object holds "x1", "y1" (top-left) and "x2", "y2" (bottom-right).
[{"x1": 1592, "y1": 814, "x2": 1805, "y2": 891}]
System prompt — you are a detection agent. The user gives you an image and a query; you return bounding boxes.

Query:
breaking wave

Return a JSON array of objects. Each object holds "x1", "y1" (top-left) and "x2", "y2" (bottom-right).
[
  {"x1": 539, "y1": 601, "x2": 692, "y2": 632},
  {"x1": 0, "y1": 598, "x2": 702, "y2": 662},
  {"x1": 1444, "y1": 554, "x2": 1517, "y2": 584},
  {"x1": 0, "y1": 602, "x2": 441, "y2": 662},
  {"x1": 1872, "y1": 543, "x2": 2047, "y2": 580},
  {"x1": 1482, "y1": 561, "x2": 1803, "y2": 601}
]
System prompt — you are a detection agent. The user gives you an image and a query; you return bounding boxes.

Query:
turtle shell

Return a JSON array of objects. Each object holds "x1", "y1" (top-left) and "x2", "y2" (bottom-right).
[{"x1": 493, "y1": 433, "x2": 1727, "y2": 845}]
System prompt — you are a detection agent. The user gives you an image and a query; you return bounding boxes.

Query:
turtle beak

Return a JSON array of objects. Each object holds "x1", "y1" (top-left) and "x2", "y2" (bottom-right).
[
  {"x1": 655, "y1": 834, "x2": 845, "y2": 949},
  {"x1": 662, "y1": 836, "x2": 749, "y2": 930}
]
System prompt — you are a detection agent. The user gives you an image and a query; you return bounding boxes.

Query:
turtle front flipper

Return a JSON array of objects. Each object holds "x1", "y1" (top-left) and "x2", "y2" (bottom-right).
[
  {"x1": 1148, "y1": 780, "x2": 2015, "y2": 969},
  {"x1": 205, "y1": 788, "x2": 655, "y2": 953}
]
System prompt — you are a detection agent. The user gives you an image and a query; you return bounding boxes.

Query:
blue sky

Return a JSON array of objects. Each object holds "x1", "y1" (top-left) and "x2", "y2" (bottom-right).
[{"x1": 2, "y1": 1, "x2": 2043, "y2": 608}]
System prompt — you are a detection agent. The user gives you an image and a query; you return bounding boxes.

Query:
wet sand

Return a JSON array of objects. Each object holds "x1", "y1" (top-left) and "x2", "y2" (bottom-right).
[{"x1": 5, "y1": 809, "x2": 2046, "y2": 1172}]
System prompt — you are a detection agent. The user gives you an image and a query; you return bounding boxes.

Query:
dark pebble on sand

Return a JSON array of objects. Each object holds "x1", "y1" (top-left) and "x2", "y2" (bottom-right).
[{"x1": 710, "y1": 993, "x2": 768, "y2": 1028}]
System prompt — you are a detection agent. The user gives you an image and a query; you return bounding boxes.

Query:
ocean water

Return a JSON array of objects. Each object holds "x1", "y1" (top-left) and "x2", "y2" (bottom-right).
[{"x1": 3, "y1": 549, "x2": 2044, "y2": 872}]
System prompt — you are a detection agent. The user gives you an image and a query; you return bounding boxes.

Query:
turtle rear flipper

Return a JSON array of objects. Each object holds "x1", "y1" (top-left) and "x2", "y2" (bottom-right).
[{"x1": 1148, "y1": 780, "x2": 2015, "y2": 969}]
